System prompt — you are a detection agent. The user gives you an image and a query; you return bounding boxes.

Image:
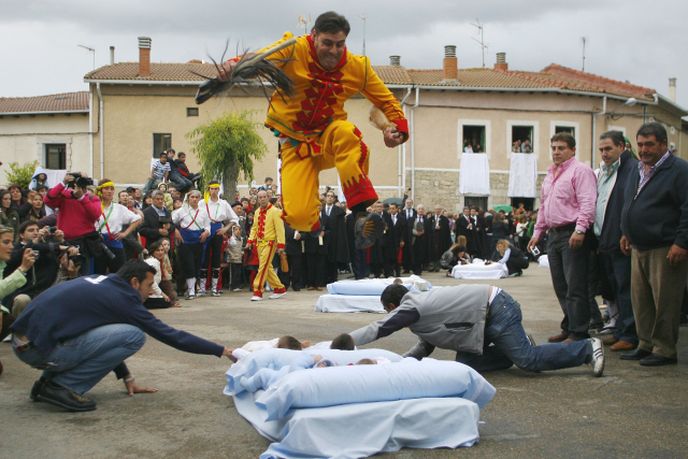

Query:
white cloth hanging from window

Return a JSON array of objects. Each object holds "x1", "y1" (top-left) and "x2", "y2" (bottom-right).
[
  {"x1": 459, "y1": 153, "x2": 490, "y2": 195},
  {"x1": 507, "y1": 153, "x2": 538, "y2": 197}
]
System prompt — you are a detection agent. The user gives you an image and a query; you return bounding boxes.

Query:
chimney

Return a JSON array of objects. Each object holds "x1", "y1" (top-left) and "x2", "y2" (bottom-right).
[
  {"x1": 443, "y1": 45, "x2": 458, "y2": 81},
  {"x1": 494, "y1": 52, "x2": 508, "y2": 72},
  {"x1": 669, "y1": 77, "x2": 677, "y2": 102},
  {"x1": 389, "y1": 55, "x2": 401, "y2": 66},
  {"x1": 109, "y1": 46, "x2": 115, "y2": 65},
  {"x1": 137, "y1": 36, "x2": 152, "y2": 77}
]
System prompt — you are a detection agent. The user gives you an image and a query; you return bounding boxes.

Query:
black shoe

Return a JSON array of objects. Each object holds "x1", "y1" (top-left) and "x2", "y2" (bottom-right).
[
  {"x1": 639, "y1": 354, "x2": 677, "y2": 366},
  {"x1": 30, "y1": 377, "x2": 48, "y2": 401},
  {"x1": 619, "y1": 348, "x2": 652, "y2": 361},
  {"x1": 35, "y1": 380, "x2": 96, "y2": 412}
]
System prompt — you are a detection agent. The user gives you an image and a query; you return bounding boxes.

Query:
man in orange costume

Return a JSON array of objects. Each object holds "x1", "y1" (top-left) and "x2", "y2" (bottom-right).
[
  {"x1": 246, "y1": 190, "x2": 287, "y2": 301},
  {"x1": 227, "y1": 11, "x2": 409, "y2": 240}
]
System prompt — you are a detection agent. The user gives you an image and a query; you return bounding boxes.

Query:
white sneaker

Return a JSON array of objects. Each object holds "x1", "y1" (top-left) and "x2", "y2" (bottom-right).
[
  {"x1": 211, "y1": 290, "x2": 221, "y2": 297},
  {"x1": 269, "y1": 292, "x2": 286, "y2": 300},
  {"x1": 232, "y1": 288, "x2": 242, "y2": 292},
  {"x1": 250, "y1": 295, "x2": 263, "y2": 301},
  {"x1": 590, "y1": 338, "x2": 605, "y2": 377}
]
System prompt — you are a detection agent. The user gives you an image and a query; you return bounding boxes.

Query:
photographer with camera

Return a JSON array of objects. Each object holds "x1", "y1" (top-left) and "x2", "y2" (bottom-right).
[
  {"x1": 44, "y1": 172, "x2": 102, "y2": 275},
  {"x1": 94, "y1": 179, "x2": 142, "y2": 274},
  {"x1": 2, "y1": 221, "x2": 76, "y2": 313}
]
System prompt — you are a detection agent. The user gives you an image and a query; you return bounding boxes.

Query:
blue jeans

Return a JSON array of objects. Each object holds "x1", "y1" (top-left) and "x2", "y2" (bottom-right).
[
  {"x1": 457, "y1": 291, "x2": 591, "y2": 372},
  {"x1": 14, "y1": 324, "x2": 145, "y2": 394}
]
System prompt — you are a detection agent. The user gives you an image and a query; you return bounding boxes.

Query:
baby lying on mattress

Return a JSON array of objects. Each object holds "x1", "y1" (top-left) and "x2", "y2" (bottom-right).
[{"x1": 232, "y1": 334, "x2": 355, "y2": 361}]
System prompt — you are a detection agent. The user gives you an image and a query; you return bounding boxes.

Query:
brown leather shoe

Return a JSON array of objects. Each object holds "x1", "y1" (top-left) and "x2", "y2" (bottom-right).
[
  {"x1": 610, "y1": 340, "x2": 635, "y2": 352},
  {"x1": 548, "y1": 332, "x2": 569, "y2": 343},
  {"x1": 600, "y1": 334, "x2": 618, "y2": 346}
]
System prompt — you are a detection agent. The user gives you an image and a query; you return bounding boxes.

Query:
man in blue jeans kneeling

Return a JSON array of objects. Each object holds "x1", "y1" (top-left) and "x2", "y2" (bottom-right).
[
  {"x1": 348, "y1": 283, "x2": 605, "y2": 376},
  {"x1": 11, "y1": 260, "x2": 235, "y2": 412}
]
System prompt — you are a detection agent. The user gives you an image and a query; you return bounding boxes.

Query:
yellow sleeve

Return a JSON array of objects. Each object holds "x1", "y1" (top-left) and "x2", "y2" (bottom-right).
[
  {"x1": 360, "y1": 57, "x2": 409, "y2": 136},
  {"x1": 256, "y1": 31, "x2": 297, "y2": 67},
  {"x1": 248, "y1": 209, "x2": 259, "y2": 243},
  {"x1": 273, "y1": 209, "x2": 286, "y2": 249}
]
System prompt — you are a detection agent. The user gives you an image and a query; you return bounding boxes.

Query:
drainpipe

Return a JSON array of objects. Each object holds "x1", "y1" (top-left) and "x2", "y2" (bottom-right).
[
  {"x1": 591, "y1": 95, "x2": 608, "y2": 168},
  {"x1": 96, "y1": 82, "x2": 104, "y2": 179},
  {"x1": 399, "y1": 87, "x2": 412, "y2": 196},
  {"x1": 410, "y1": 86, "x2": 420, "y2": 201},
  {"x1": 88, "y1": 89, "x2": 94, "y2": 178}
]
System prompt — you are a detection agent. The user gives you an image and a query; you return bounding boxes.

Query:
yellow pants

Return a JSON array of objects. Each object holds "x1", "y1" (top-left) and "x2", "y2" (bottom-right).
[
  {"x1": 252, "y1": 240, "x2": 285, "y2": 296},
  {"x1": 280, "y1": 120, "x2": 377, "y2": 231}
]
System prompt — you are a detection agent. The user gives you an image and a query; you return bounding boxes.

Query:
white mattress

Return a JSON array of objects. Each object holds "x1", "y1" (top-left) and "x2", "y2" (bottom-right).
[
  {"x1": 314, "y1": 294, "x2": 385, "y2": 313},
  {"x1": 451, "y1": 259, "x2": 508, "y2": 279}
]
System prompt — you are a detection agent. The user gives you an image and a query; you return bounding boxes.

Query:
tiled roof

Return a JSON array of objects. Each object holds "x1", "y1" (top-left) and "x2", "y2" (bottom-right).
[
  {"x1": 84, "y1": 62, "x2": 219, "y2": 82},
  {"x1": 84, "y1": 60, "x2": 656, "y2": 101},
  {"x1": 0, "y1": 91, "x2": 89, "y2": 114}
]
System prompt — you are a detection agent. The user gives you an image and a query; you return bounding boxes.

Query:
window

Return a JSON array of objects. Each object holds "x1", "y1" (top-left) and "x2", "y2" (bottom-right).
[
  {"x1": 186, "y1": 107, "x2": 199, "y2": 117},
  {"x1": 511, "y1": 125, "x2": 534, "y2": 153},
  {"x1": 462, "y1": 125, "x2": 486, "y2": 153},
  {"x1": 555, "y1": 125, "x2": 575, "y2": 136},
  {"x1": 510, "y1": 197, "x2": 535, "y2": 211},
  {"x1": 464, "y1": 196, "x2": 488, "y2": 211},
  {"x1": 44, "y1": 143, "x2": 66, "y2": 169},
  {"x1": 153, "y1": 133, "x2": 172, "y2": 158}
]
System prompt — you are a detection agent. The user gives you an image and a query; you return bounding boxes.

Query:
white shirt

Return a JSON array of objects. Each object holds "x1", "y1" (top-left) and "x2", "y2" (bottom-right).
[
  {"x1": 172, "y1": 205, "x2": 211, "y2": 232},
  {"x1": 202, "y1": 198, "x2": 239, "y2": 224},
  {"x1": 95, "y1": 202, "x2": 141, "y2": 235}
]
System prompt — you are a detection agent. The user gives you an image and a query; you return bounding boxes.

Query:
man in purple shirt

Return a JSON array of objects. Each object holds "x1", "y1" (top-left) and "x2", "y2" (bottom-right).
[{"x1": 528, "y1": 132, "x2": 597, "y2": 343}]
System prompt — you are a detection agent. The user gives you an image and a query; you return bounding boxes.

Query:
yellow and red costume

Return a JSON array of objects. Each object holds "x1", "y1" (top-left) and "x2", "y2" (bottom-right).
[
  {"x1": 247, "y1": 203, "x2": 286, "y2": 297},
  {"x1": 256, "y1": 32, "x2": 409, "y2": 232}
]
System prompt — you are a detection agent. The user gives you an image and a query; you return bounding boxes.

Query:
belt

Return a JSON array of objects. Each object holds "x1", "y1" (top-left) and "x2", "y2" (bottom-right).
[{"x1": 548, "y1": 223, "x2": 576, "y2": 233}]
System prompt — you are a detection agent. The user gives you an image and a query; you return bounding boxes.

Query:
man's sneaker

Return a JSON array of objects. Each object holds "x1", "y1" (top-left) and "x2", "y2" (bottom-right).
[
  {"x1": 211, "y1": 289, "x2": 221, "y2": 297},
  {"x1": 30, "y1": 377, "x2": 47, "y2": 401},
  {"x1": 250, "y1": 295, "x2": 263, "y2": 302},
  {"x1": 185, "y1": 292, "x2": 196, "y2": 300},
  {"x1": 232, "y1": 288, "x2": 242, "y2": 292},
  {"x1": 269, "y1": 292, "x2": 287, "y2": 300},
  {"x1": 589, "y1": 338, "x2": 605, "y2": 377},
  {"x1": 35, "y1": 380, "x2": 96, "y2": 412},
  {"x1": 197, "y1": 290, "x2": 207, "y2": 298}
]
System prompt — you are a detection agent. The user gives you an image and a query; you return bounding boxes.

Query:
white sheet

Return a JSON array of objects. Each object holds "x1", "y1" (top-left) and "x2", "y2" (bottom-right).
[
  {"x1": 507, "y1": 153, "x2": 538, "y2": 197},
  {"x1": 451, "y1": 259, "x2": 508, "y2": 279},
  {"x1": 315, "y1": 294, "x2": 385, "y2": 313},
  {"x1": 459, "y1": 153, "x2": 491, "y2": 195},
  {"x1": 225, "y1": 349, "x2": 494, "y2": 458},
  {"x1": 326, "y1": 275, "x2": 431, "y2": 296}
]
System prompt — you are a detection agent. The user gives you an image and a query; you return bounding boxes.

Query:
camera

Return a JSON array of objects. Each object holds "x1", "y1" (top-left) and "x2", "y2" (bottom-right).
[
  {"x1": 49, "y1": 226, "x2": 57, "y2": 234},
  {"x1": 65, "y1": 172, "x2": 94, "y2": 189}
]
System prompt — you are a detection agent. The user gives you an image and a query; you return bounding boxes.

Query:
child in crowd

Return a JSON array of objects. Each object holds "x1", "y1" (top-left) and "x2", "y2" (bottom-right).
[{"x1": 225, "y1": 224, "x2": 244, "y2": 292}]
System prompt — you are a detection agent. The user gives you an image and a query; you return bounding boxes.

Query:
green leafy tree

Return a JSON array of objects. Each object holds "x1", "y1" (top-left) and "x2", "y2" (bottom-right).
[
  {"x1": 187, "y1": 111, "x2": 267, "y2": 200},
  {"x1": 4, "y1": 160, "x2": 39, "y2": 189}
]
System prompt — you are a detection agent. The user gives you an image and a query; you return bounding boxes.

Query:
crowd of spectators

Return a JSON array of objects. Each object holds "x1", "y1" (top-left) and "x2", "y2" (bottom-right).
[{"x1": 2, "y1": 123, "x2": 688, "y2": 375}]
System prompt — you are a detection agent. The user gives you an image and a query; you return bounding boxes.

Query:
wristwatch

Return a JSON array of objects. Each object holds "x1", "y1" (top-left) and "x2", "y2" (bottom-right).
[{"x1": 575, "y1": 230, "x2": 585, "y2": 235}]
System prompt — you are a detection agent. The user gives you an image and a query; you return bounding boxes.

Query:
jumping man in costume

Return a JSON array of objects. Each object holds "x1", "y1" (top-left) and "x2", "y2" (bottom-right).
[{"x1": 222, "y1": 11, "x2": 409, "y2": 246}]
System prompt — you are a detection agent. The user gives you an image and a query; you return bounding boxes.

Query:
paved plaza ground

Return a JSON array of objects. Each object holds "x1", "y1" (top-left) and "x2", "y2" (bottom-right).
[{"x1": 1, "y1": 266, "x2": 687, "y2": 458}]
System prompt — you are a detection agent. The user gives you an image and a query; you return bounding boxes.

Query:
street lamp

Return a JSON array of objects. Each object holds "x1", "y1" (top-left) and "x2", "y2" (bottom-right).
[{"x1": 78, "y1": 44, "x2": 96, "y2": 70}]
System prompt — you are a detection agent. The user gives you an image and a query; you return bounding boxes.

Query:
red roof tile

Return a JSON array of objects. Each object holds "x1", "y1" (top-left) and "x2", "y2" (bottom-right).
[
  {"x1": 84, "y1": 60, "x2": 657, "y2": 101},
  {"x1": 0, "y1": 91, "x2": 89, "y2": 114}
]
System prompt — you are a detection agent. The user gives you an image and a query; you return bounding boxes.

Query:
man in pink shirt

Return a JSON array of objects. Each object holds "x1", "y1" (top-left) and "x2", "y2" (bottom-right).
[{"x1": 528, "y1": 133, "x2": 597, "y2": 343}]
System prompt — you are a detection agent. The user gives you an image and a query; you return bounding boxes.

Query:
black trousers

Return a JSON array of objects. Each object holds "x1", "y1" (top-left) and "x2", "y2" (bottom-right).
[
  {"x1": 94, "y1": 246, "x2": 126, "y2": 275},
  {"x1": 546, "y1": 228, "x2": 591, "y2": 339},
  {"x1": 177, "y1": 243, "x2": 202, "y2": 279}
]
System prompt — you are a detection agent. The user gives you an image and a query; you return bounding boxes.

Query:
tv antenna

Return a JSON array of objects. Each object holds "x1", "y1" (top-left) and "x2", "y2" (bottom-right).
[
  {"x1": 297, "y1": 15, "x2": 311, "y2": 34},
  {"x1": 581, "y1": 36, "x2": 587, "y2": 71},
  {"x1": 471, "y1": 19, "x2": 488, "y2": 68},
  {"x1": 359, "y1": 15, "x2": 367, "y2": 56}
]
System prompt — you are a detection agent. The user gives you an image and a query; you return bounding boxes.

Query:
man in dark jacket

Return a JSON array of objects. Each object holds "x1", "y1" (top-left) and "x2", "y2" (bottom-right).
[
  {"x1": 620, "y1": 122, "x2": 688, "y2": 366},
  {"x1": 428, "y1": 205, "x2": 452, "y2": 272},
  {"x1": 139, "y1": 190, "x2": 174, "y2": 247},
  {"x1": 11, "y1": 260, "x2": 234, "y2": 411},
  {"x1": 593, "y1": 131, "x2": 638, "y2": 351},
  {"x1": 320, "y1": 191, "x2": 349, "y2": 284},
  {"x1": 382, "y1": 202, "x2": 405, "y2": 277}
]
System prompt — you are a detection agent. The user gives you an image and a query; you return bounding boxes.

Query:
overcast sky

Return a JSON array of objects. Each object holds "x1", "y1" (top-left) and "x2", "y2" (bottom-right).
[{"x1": 2, "y1": 0, "x2": 686, "y2": 107}]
